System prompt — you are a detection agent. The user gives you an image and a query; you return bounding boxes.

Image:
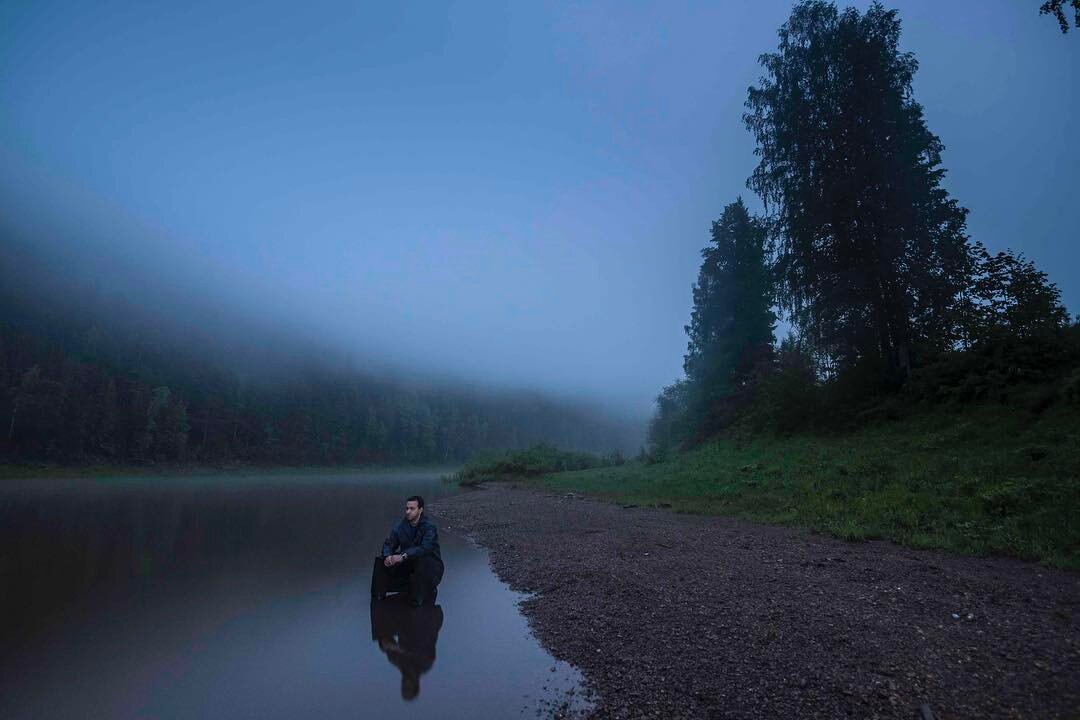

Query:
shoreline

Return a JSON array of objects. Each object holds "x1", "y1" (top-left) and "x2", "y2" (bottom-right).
[{"x1": 434, "y1": 483, "x2": 1079, "y2": 719}]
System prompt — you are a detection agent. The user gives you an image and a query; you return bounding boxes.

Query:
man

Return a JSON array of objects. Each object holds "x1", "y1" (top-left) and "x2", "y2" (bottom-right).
[{"x1": 372, "y1": 495, "x2": 444, "y2": 606}]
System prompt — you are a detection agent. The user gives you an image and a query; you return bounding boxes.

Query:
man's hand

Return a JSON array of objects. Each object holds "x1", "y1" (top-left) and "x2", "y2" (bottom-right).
[{"x1": 383, "y1": 553, "x2": 406, "y2": 567}]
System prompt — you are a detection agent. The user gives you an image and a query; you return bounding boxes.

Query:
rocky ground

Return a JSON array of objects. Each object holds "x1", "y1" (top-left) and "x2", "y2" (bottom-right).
[{"x1": 433, "y1": 484, "x2": 1080, "y2": 719}]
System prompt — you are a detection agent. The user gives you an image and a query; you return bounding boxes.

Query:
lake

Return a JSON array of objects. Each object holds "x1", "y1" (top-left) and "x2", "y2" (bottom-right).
[{"x1": 0, "y1": 470, "x2": 589, "y2": 719}]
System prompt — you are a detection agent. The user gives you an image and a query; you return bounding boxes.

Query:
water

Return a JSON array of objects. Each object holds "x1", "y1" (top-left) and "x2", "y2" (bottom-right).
[{"x1": 0, "y1": 471, "x2": 589, "y2": 719}]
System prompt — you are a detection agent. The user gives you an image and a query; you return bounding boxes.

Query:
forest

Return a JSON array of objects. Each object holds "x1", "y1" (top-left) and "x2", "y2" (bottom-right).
[
  {"x1": 647, "y1": 1, "x2": 1079, "y2": 456},
  {"x1": 0, "y1": 241, "x2": 635, "y2": 466}
]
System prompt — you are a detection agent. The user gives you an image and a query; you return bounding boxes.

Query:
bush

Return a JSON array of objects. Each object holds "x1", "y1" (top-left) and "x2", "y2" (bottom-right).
[
  {"x1": 738, "y1": 335, "x2": 821, "y2": 434},
  {"x1": 645, "y1": 380, "x2": 692, "y2": 458},
  {"x1": 907, "y1": 333, "x2": 1075, "y2": 406},
  {"x1": 452, "y1": 444, "x2": 616, "y2": 484},
  {"x1": 1063, "y1": 369, "x2": 1080, "y2": 406}
]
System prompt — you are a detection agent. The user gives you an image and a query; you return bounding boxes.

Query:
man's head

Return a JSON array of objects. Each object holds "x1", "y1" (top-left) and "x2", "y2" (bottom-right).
[
  {"x1": 401, "y1": 670, "x2": 420, "y2": 700},
  {"x1": 405, "y1": 495, "x2": 424, "y2": 525}
]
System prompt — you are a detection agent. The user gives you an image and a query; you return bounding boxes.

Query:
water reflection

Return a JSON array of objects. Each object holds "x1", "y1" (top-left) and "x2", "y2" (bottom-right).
[
  {"x1": 0, "y1": 477, "x2": 394, "y2": 655},
  {"x1": 370, "y1": 596, "x2": 444, "y2": 700},
  {"x1": 0, "y1": 473, "x2": 590, "y2": 719}
]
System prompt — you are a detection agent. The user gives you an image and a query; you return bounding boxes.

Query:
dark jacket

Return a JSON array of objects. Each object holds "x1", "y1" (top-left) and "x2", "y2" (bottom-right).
[{"x1": 382, "y1": 515, "x2": 443, "y2": 565}]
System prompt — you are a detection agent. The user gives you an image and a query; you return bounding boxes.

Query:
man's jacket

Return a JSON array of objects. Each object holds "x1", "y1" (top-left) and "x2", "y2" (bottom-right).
[{"x1": 382, "y1": 516, "x2": 443, "y2": 564}]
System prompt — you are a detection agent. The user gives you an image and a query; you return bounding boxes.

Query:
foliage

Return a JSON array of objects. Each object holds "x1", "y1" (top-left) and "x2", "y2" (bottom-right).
[
  {"x1": 1063, "y1": 368, "x2": 1080, "y2": 405},
  {"x1": 450, "y1": 443, "x2": 618, "y2": 485},
  {"x1": 644, "y1": 380, "x2": 692, "y2": 462},
  {"x1": 530, "y1": 404, "x2": 1080, "y2": 570},
  {"x1": 647, "y1": 200, "x2": 776, "y2": 457},
  {"x1": 0, "y1": 280, "x2": 634, "y2": 466},
  {"x1": 646, "y1": 1, "x2": 1076, "y2": 449},
  {"x1": 682, "y1": 199, "x2": 776, "y2": 438},
  {"x1": 1041, "y1": 0, "x2": 1080, "y2": 32},
  {"x1": 961, "y1": 244, "x2": 1071, "y2": 345},
  {"x1": 744, "y1": 0, "x2": 972, "y2": 381},
  {"x1": 907, "y1": 324, "x2": 1079, "y2": 407},
  {"x1": 738, "y1": 334, "x2": 821, "y2": 434}
]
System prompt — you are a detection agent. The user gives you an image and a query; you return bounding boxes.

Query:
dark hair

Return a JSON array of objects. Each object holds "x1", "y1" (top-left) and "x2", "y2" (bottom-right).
[{"x1": 406, "y1": 495, "x2": 424, "y2": 509}]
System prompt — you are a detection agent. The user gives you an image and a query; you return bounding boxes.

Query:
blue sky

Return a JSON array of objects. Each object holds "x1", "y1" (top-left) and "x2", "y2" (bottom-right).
[{"x1": 1, "y1": 1, "x2": 1077, "y2": 417}]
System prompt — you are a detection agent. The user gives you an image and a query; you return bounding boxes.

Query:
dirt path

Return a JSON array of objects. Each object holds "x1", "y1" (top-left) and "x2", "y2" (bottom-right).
[{"x1": 433, "y1": 484, "x2": 1079, "y2": 719}]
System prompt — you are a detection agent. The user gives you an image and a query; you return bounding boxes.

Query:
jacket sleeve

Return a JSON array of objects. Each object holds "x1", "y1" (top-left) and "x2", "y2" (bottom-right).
[
  {"x1": 382, "y1": 525, "x2": 399, "y2": 557},
  {"x1": 402, "y1": 523, "x2": 438, "y2": 560}
]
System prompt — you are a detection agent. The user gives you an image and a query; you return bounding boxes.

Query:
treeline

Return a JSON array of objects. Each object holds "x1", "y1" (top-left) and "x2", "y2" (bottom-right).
[
  {"x1": 650, "y1": 1, "x2": 1079, "y2": 455},
  {"x1": 0, "y1": 248, "x2": 634, "y2": 466}
]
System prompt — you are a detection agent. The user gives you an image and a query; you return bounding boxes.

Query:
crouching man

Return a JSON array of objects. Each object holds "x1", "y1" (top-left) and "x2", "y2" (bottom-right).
[{"x1": 372, "y1": 495, "x2": 444, "y2": 606}]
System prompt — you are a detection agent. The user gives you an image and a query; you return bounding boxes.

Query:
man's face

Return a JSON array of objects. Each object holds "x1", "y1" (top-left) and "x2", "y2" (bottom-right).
[{"x1": 404, "y1": 500, "x2": 422, "y2": 524}]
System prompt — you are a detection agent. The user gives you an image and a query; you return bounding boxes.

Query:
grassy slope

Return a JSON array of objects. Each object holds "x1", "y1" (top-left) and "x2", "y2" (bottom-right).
[{"x1": 529, "y1": 404, "x2": 1080, "y2": 570}]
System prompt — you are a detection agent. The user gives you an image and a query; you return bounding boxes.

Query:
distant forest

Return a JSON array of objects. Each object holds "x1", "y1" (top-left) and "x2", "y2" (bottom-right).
[
  {"x1": 649, "y1": 1, "x2": 1079, "y2": 454},
  {"x1": 0, "y1": 242, "x2": 635, "y2": 466}
]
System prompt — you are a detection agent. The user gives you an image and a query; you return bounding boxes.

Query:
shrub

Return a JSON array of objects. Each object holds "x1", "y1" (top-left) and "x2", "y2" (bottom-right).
[
  {"x1": 1063, "y1": 368, "x2": 1080, "y2": 406},
  {"x1": 907, "y1": 333, "x2": 1074, "y2": 406},
  {"x1": 452, "y1": 444, "x2": 616, "y2": 484}
]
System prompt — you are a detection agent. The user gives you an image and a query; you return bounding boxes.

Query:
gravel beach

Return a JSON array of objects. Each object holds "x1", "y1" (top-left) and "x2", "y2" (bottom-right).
[{"x1": 434, "y1": 484, "x2": 1080, "y2": 719}]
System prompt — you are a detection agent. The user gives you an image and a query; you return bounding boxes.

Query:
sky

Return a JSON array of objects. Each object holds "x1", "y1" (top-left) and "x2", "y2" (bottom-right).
[{"x1": 1, "y1": 1, "x2": 1077, "y2": 419}]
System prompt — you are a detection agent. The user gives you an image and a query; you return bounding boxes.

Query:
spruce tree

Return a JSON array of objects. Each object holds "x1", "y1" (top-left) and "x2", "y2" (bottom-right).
[{"x1": 683, "y1": 199, "x2": 776, "y2": 435}]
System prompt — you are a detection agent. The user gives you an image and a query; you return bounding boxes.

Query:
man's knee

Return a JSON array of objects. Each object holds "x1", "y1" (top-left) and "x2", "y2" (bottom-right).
[
  {"x1": 408, "y1": 557, "x2": 443, "y2": 591},
  {"x1": 416, "y1": 556, "x2": 443, "y2": 585}
]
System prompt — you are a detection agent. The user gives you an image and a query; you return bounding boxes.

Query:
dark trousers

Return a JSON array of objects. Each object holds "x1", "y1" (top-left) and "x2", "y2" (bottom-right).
[{"x1": 371, "y1": 555, "x2": 444, "y2": 604}]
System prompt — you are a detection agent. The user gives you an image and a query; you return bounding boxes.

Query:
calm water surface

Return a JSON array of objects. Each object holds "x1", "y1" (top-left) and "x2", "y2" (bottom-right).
[{"x1": 0, "y1": 471, "x2": 588, "y2": 719}]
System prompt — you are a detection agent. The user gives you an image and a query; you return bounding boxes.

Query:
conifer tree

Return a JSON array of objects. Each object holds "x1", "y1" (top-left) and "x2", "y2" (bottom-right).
[{"x1": 683, "y1": 199, "x2": 776, "y2": 434}]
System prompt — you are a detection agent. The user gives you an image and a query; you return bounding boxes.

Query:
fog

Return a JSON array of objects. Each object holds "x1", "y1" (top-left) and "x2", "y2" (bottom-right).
[{"x1": 2, "y1": 1, "x2": 1077, "y2": 422}]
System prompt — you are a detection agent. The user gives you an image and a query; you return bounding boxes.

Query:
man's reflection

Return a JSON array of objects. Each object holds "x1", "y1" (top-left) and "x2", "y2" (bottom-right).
[{"x1": 370, "y1": 595, "x2": 445, "y2": 700}]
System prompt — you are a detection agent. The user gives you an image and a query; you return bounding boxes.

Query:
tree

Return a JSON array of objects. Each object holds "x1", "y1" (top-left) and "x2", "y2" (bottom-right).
[
  {"x1": 90, "y1": 378, "x2": 118, "y2": 456},
  {"x1": 683, "y1": 199, "x2": 776, "y2": 434},
  {"x1": 967, "y1": 244, "x2": 1070, "y2": 341},
  {"x1": 744, "y1": 1, "x2": 972, "y2": 383},
  {"x1": 0, "y1": 261, "x2": 638, "y2": 463},
  {"x1": 8, "y1": 365, "x2": 41, "y2": 443},
  {"x1": 751, "y1": 333, "x2": 822, "y2": 433},
  {"x1": 7, "y1": 365, "x2": 64, "y2": 454},
  {"x1": 645, "y1": 380, "x2": 691, "y2": 460},
  {"x1": 1041, "y1": 0, "x2": 1080, "y2": 33}
]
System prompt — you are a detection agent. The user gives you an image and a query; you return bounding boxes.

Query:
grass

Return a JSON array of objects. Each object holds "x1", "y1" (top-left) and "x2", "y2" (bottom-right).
[
  {"x1": 523, "y1": 404, "x2": 1080, "y2": 570},
  {"x1": 450, "y1": 443, "x2": 620, "y2": 486}
]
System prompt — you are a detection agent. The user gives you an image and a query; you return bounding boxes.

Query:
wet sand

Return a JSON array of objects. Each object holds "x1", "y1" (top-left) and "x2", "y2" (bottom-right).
[{"x1": 434, "y1": 484, "x2": 1080, "y2": 719}]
